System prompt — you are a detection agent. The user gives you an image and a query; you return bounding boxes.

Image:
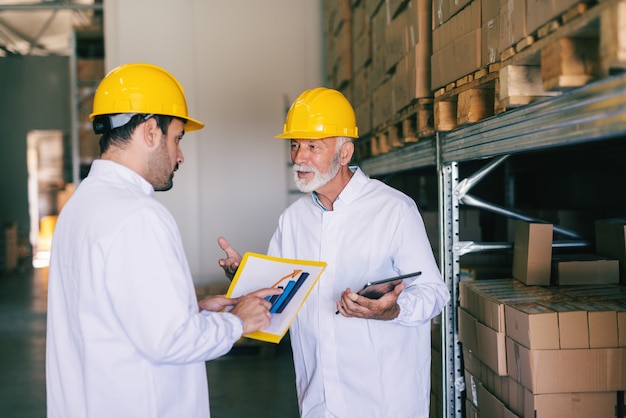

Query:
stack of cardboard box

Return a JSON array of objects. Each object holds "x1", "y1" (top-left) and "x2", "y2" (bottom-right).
[
  {"x1": 325, "y1": 0, "x2": 433, "y2": 138},
  {"x1": 459, "y1": 219, "x2": 626, "y2": 418},
  {"x1": 324, "y1": 0, "x2": 614, "y2": 141}
]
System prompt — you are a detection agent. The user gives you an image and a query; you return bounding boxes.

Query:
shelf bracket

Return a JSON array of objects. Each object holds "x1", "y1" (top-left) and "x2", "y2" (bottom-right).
[{"x1": 454, "y1": 154, "x2": 584, "y2": 240}]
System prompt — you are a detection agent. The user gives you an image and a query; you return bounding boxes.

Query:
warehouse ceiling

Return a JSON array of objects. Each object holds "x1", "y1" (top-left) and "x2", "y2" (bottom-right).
[{"x1": 0, "y1": 0, "x2": 102, "y2": 57}]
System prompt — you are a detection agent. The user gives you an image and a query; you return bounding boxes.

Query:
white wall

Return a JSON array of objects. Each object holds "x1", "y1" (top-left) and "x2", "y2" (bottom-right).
[{"x1": 103, "y1": 0, "x2": 321, "y2": 283}]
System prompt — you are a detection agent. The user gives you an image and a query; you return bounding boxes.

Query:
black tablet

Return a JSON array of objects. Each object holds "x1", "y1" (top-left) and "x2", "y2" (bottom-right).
[{"x1": 357, "y1": 271, "x2": 422, "y2": 299}]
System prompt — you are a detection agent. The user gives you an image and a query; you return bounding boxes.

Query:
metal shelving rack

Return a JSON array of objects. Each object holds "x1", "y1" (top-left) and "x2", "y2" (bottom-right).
[{"x1": 359, "y1": 72, "x2": 626, "y2": 418}]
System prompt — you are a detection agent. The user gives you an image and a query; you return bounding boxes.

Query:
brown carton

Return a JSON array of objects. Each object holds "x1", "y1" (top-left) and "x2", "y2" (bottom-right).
[
  {"x1": 476, "y1": 320, "x2": 508, "y2": 376},
  {"x1": 476, "y1": 382, "x2": 505, "y2": 418},
  {"x1": 598, "y1": 299, "x2": 626, "y2": 347},
  {"x1": 499, "y1": 0, "x2": 526, "y2": 52},
  {"x1": 507, "y1": 337, "x2": 626, "y2": 394},
  {"x1": 523, "y1": 390, "x2": 619, "y2": 418},
  {"x1": 505, "y1": 302, "x2": 559, "y2": 349},
  {"x1": 526, "y1": 0, "x2": 581, "y2": 36},
  {"x1": 385, "y1": 7, "x2": 409, "y2": 72},
  {"x1": 459, "y1": 307, "x2": 479, "y2": 354},
  {"x1": 538, "y1": 300, "x2": 589, "y2": 349},
  {"x1": 596, "y1": 218, "x2": 626, "y2": 284},
  {"x1": 512, "y1": 221, "x2": 553, "y2": 285},
  {"x1": 551, "y1": 254, "x2": 620, "y2": 286},
  {"x1": 571, "y1": 301, "x2": 619, "y2": 349}
]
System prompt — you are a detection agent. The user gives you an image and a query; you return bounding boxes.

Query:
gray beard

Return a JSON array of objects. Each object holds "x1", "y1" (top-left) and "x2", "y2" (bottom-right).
[{"x1": 293, "y1": 154, "x2": 341, "y2": 193}]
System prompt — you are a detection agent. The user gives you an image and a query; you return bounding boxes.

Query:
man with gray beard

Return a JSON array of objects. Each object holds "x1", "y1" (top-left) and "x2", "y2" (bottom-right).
[{"x1": 218, "y1": 87, "x2": 449, "y2": 418}]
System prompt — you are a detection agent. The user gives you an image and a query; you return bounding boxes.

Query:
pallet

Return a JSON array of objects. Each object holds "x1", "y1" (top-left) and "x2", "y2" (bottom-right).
[
  {"x1": 433, "y1": 63, "x2": 501, "y2": 132},
  {"x1": 502, "y1": 0, "x2": 626, "y2": 89},
  {"x1": 356, "y1": 98, "x2": 434, "y2": 158},
  {"x1": 433, "y1": 0, "x2": 626, "y2": 132}
]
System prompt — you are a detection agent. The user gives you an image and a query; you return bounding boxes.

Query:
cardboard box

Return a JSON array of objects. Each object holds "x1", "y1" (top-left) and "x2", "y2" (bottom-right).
[
  {"x1": 460, "y1": 278, "x2": 556, "y2": 333},
  {"x1": 538, "y1": 300, "x2": 590, "y2": 349},
  {"x1": 465, "y1": 369, "x2": 479, "y2": 406},
  {"x1": 433, "y1": 0, "x2": 449, "y2": 28},
  {"x1": 512, "y1": 221, "x2": 553, "y2": 285},
  {"x1": 351, "y1": 67, "x2": 370, "y2": 106},
  {"x1": 551, "y1": 254, "x2": 619, "y2": 286},
  {"x1": 387, "y1": 0, "x2": 409, "y2": 19},
  {"x1": 524, "y1": 390, "x2": 618, "y2": 418},
  {"x1": 370, "y1": 6, "x2": 389, "y2": 91},
  {"x1": 481, "y1": 0, "x2": 499, "y2": 66},
  {"x1": 598, "y1": 299, "x2": 626, "y2": 347},
  {"x1": 507, "y1": 337, "x2": 626, "y2": 394},
  {"x1": 526, "y1": 0, "x2": 581, "y2": 36},
  {"x1": 352, "y1": 31, "x2": 372, "y2": 72},
  {"x1": 459, "y1": 307, "x2": 479, "y2": 354},
  {"x1": 617, "y1": 308, "x2": 626, "y2": 349},
  {"x1": 570, "y1": 301, "x2": 619, "y2": 349},
  {"x1": 355, "y1": 100, "x2": 372, "y2": 136},
  {"x1": 477, "y1": 381, "x2": 504, "y2": 418},
  {"x1": 460, "y1": 307, "x2": 507, "y2": 375},
  {"x1": 476, "y1": 382, "x2": 518, "y2": 418},
  {"x1": 596, "y1": 218, "x2": 626, "y2": 284},
  {"x1": 482, "y1": 364, "x2": 510, "y2": 406},
  {"x1": 385, "y1": 7, "x2": 409, "y2": 72},
  {"x1": 433, "y1": 0, "x2": 474, "y2": 27},
  {"x1": 550, "y1": 283, "x2": 626, "y2": 301},
  {"x1": 465, "y1": 399, "x2": 479, "y2": 418},
  {"x1": 505, "y1": 302, "x2": 560, "y2": 349},
  {"x1": 406, "y1": 0, "x2": 433, "y2": 99},
  {"x1": 499, "y1": 0, "x2": 526, "y2": 52},
  {"x1": 431, "y1": 0, "x2": 482, "y2": 89},
  {"x1": 367, "y1": 0, "x2": 386, "y2": 17},
  {"x1": 392, "y1": 63, "x2": 411, "y2": 112},
  {"x1": 351, "y1": 1, "x2": 369, "y2": 40},
  {"x1": 508, "y1": 377, "x2": 525, "y2": 417},
  {"x1": 77, "y1": 58, "x2": 105, "y2": 81},
  {"x1": 372, "y1": 79, "x2": 393, "y2": 127},
  {"x1": 476, "y1": 319, "x2": 508, "y2": 375}
]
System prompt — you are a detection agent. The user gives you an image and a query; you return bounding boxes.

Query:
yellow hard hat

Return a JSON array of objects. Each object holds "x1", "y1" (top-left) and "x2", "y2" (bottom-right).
[
  {"x1": 89, "y1": 62, "x2": 204, "y2": 132},
  {"x1": 275, "y1": 87, "x2": 358, "y2": 139}
]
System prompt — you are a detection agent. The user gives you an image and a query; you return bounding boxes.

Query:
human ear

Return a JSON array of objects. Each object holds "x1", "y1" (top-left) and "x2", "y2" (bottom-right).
[
  {"x1": 340, "y1": 141, "x2": 354, "y2": 165},
  {"x1": 142, "y1": 117, "x2": 160, "y2": 148}
]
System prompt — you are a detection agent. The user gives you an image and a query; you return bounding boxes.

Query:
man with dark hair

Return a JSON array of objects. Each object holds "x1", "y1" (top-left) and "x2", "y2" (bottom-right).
[{"x1": 46, "y1": 63, "x2": 280, "y2": 418}]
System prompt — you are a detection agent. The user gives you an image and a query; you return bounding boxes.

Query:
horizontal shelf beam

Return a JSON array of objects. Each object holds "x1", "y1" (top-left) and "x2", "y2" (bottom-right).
[
  {"x1": 442, "y1": 72, "x2": 626, "y2": 162},
  {"x1": 358, "y1": 138, "x2": 437, "y2": 176},
  {"x1": 358, "y1": 73, "x2": 626, "y2": 175}
]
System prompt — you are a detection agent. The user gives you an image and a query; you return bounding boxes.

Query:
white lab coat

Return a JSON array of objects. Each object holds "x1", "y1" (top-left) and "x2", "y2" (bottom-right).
[
  {"x1": 46, "y1": 160, "x2": 243, "y2": 418},
  {"x1": 268, "y1": 167, "x2": 450, "y2": 418}
]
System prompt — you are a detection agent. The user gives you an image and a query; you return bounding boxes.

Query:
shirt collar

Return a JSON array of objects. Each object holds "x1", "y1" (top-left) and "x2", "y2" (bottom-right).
[
  {"x1": 311, "y1": 166, "x2": 365, "y2": 210},
  {"x1": 89, "y1": 159, "x2": 155, "y2": 197}
]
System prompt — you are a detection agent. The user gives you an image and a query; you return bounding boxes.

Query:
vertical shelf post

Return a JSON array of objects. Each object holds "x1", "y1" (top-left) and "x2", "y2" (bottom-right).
[{"x1": 438, "y1": 148, "x2": 463, "y2": 418}]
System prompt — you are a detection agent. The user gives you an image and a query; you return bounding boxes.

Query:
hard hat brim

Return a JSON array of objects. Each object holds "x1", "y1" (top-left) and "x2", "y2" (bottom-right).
[
  {"x1": 274, "y1": 131, "x2": 358, "y2": 140},
  {"x1": 274, "y1": 131, "x2": 329, "y2": 140},
  {"x1": 184, "y1": 116, "x2": 205, "y2": 132}
]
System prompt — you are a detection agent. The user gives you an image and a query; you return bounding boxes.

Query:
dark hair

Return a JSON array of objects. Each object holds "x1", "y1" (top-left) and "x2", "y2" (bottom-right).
[{"x1": 98, "y1": 114, "x2": 179, "y2": 154}]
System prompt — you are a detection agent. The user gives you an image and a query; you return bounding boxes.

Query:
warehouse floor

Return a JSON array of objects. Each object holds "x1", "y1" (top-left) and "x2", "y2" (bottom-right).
[{"x1": 0, "y1": 266, "x2": 299, "y2": 418}]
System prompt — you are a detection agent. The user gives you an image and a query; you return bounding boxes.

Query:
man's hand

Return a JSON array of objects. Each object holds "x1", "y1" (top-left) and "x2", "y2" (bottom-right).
[
  {"x1": 198, "y1": 295, "x2": 237, "y2": 312},
  {"x1": 217, "y1": 237, "x2": 242, "y2": 280},
  {"x1": 230, "y1": 287, "x2": 283, "y2": 334},
  {"x1": 335, "y1": 282, "x2": 405, "y2": 320}
]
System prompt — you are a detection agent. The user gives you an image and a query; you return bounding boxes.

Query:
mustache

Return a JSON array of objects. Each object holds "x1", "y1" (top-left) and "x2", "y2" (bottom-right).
[{"x1": 292, "y1": 164, "x2": 315, "y2": 173}]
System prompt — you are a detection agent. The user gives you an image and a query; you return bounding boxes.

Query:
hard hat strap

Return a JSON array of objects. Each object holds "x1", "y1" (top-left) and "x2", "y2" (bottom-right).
[{"x1": 93, "y1": 113, "x2": 154, "y2": 134}]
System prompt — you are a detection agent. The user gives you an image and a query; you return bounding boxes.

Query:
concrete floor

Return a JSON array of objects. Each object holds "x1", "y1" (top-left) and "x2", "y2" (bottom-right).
[{"x1": 0, "y1": 266, "x2": 299, "y2": 418}]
